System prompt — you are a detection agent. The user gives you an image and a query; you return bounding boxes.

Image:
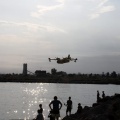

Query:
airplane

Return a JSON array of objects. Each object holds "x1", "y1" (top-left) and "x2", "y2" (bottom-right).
[{"x1": 48, "y1": 54, "x2": 77, "y2": 64}]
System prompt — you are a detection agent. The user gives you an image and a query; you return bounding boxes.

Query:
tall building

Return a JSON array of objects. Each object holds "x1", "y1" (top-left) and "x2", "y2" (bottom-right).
[{"x1": 23, "y1": 63, "x2": 27, "y2": 76}]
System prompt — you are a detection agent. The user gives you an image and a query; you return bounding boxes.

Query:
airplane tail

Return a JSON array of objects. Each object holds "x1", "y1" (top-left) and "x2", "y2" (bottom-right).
[{"x1": 68, "y1": 54, "x2": 71, "y2": 59}]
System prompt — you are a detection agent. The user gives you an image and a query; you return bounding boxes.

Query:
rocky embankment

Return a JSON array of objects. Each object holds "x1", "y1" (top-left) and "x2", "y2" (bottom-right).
[{"x1": 62, "y1": 94, "x2": 120, "y2": 120}]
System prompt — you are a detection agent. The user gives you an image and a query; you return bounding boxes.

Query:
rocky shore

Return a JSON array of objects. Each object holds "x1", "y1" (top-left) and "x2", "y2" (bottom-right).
[{"x1": 62, "y1": 94, "x2": 120, "y2": 120}]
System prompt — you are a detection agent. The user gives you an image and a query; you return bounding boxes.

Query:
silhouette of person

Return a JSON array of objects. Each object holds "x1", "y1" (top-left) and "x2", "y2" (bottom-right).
[
  {"x1": 64, "y1": 97, "x2": 72, "y2": 116},
  {"x1": 76, "y1": 103, "x2": 82, "y2": 114},
  {"x1": 97, "y1": 90, "x2": 100, "y2": 102},
  {"x1": 48, "y1": 110, "x2": 55, "y2": 120},
  {"x1": 39, "y1": 104, "x2": 43, "y2": 113},
  {"x1": 34, "y1": 109, "x2": 44, "y2": 120},
  {"x1": 102, "y1": 91, "x2": 105, "y2": 99},
  {"x1": 49, "y1": 96, "x2": 62, "y2": 120}
]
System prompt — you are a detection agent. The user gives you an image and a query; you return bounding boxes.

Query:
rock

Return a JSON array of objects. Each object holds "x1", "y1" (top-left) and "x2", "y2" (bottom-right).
[{"x1": 62, "y1": 94, "x2": 120, "y2": 120}]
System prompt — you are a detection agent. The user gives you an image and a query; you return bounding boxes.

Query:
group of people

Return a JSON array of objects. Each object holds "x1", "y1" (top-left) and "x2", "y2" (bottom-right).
[
  {"x1": 34, "y1": 96, "x2": 82, "y2": 120},
  {"x1": 33, "y1": 91, "x2": 106, "y2": 120},
  {"x1": 97, "y1": 90, "x2": 105, "y2": 102}
]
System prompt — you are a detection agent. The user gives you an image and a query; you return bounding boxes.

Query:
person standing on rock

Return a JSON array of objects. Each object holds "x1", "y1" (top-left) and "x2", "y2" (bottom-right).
[
  {"x1": 102, "y1": 91, "x2": 105, "y2": 99},
  {"x1": 64, "y1": 97, "x2": 73, "y2": 116},
  {"x1": 97, "y1": 90, "x2": 100, "y2": 102},
  {"x1": 49, "y1": 96, "x2": 62, "y2": 120}
]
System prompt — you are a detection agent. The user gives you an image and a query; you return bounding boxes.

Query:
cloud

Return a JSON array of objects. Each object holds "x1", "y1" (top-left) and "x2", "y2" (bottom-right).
[
  {"x1": 89, "y1": 0, "x2": 115, "y2": 19},
  {"x1": 99, "y1": 5, "x2": 115, "y2": 13},
  {"x1": 31, "y1": 0, "x2": 64, "y2": 18},
  {"x1": 0, "y1": 20, "x2": 66, "y2": 33},
  {"x1": 97, "y1": 0, "x2": 108, "y2": 8},
  {"x1": 0, "y1": 34, "x2": 19, "y2": 42}
]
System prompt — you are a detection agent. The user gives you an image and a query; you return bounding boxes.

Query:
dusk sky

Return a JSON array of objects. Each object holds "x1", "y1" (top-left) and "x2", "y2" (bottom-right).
[{"x1": 0, "y1": 0, "x2": 120, "y2": 74}]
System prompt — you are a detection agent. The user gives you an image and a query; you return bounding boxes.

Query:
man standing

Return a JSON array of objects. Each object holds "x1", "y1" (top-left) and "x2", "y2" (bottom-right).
[
  {"x1": 65, "y1": 97, "x2": 72, "y2": 116},
  {"x1": 102, "y1": 91, "x2": 105, "y2": 99},
  {"x1": 97, "y1": 90, "x2": 100, "y2": 102},
  {"x1": 49, "y1": 96, "x2": 62, "y2": 120}
]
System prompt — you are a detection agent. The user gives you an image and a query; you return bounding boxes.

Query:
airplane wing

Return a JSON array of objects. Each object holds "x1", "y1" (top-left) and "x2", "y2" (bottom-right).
[{"x1": 48, "y1": 58, "x2": 59, "y2": 62}]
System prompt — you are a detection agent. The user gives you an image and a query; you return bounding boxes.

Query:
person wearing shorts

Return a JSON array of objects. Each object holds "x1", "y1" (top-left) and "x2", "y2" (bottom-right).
[
  {"x1": 65, "y1": 97, "x2": 72, "y2": 116},
  {"x1": 49, "y1": 96, "x2": 62, "y2": 120}
]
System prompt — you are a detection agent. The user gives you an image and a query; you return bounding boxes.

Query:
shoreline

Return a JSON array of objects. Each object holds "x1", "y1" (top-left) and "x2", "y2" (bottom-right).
[
  {"x1": 0, "y1": 74, "x2": 120, "y2": 84},
  {"x1": 0, "y1": 80, "x2": 120, "y2": 85},
  {"x1": 62, "y1": 93, "x2": 120, "y2": 120}
]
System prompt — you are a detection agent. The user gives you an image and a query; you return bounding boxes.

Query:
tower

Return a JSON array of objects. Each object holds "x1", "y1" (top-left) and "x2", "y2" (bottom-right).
[{"x1": 23, "y1": 63, "x2": 27, "y2": 76}]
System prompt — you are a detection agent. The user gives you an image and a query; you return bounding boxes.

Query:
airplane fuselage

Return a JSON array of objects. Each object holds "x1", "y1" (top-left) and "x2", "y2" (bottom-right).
[{"x1": 57, "y1": 59, "x2": 70, "y2": 64}]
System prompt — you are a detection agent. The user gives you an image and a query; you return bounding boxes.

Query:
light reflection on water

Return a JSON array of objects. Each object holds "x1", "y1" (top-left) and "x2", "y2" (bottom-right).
[
  {"x1": 21, "y1": 83, "x2": 48, "y2": 120},
  {"x1": 0, "y1": 83, "x2": 120, "y2": 120}
]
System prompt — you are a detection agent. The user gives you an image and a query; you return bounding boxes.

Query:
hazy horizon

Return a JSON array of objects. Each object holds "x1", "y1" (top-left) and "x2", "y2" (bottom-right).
[{"x1": 0, "y1": 0, "x2": 120, "y2": 74}]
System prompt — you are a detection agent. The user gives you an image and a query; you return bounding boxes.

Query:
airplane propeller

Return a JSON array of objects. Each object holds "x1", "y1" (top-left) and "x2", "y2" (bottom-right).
[{"x1": 74, "y1": 58, "x2": 77, "y2": 62}]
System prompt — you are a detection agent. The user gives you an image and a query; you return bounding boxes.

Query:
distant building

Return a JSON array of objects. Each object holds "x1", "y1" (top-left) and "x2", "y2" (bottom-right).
[
  {"x1": 35, "y1": 70, "x2": 46, "y2": 77},
  {"x1": 57, "y1": 71, "x2": 67, "y2": 76},
  {"x1": 23, "y1": 63, "x2": 27, "y2": 76}
]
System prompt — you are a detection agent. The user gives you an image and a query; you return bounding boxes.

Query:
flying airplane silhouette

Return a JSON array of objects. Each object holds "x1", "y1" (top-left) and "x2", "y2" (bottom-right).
[{"x1": 48, "y1": 54, "x2": 77, "y2": 64}]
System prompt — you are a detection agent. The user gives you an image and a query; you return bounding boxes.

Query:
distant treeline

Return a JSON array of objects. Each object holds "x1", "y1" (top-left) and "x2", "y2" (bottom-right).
[{"x1": 0, "y1": 71, "x2": 120, "y2": 84}]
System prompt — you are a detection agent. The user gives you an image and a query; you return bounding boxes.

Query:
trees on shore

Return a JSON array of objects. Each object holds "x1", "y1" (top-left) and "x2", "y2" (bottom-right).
[{"x1": 0, "y1": 70, "x2": 120, "y2": 84}]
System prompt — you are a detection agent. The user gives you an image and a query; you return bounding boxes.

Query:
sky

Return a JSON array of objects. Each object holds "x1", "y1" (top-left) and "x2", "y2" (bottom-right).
[{"x1": 0, "y1": 0, "x2": 120, "y2": 74}]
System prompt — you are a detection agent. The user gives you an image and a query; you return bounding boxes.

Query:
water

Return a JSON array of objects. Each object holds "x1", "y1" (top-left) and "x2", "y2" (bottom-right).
[{"x1": 0, "y1": 83, "x2": 120, "y2": 120}]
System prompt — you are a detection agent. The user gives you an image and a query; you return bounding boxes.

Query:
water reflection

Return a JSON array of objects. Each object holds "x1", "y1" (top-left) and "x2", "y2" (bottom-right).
[
  {"x1": 4, "y1": 83, "x2": 49, "y2": 120},
  {"x1": 14, "y1": 110, "x2": 18, "y2": 113},
  {"x1": 22, "y1": 83, "x2": 48, "y2": 120}
]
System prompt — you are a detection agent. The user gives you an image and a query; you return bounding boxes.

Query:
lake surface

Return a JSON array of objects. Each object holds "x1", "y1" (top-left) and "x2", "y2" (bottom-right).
[{"x1": 0, "y1": 83, "x2": 120, "y2": 120}]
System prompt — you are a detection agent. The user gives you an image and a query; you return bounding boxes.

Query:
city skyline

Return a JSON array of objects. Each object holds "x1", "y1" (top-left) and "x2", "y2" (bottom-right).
[{"x1": 0, "y1": 0, "x2": 120, "y2": 74}]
